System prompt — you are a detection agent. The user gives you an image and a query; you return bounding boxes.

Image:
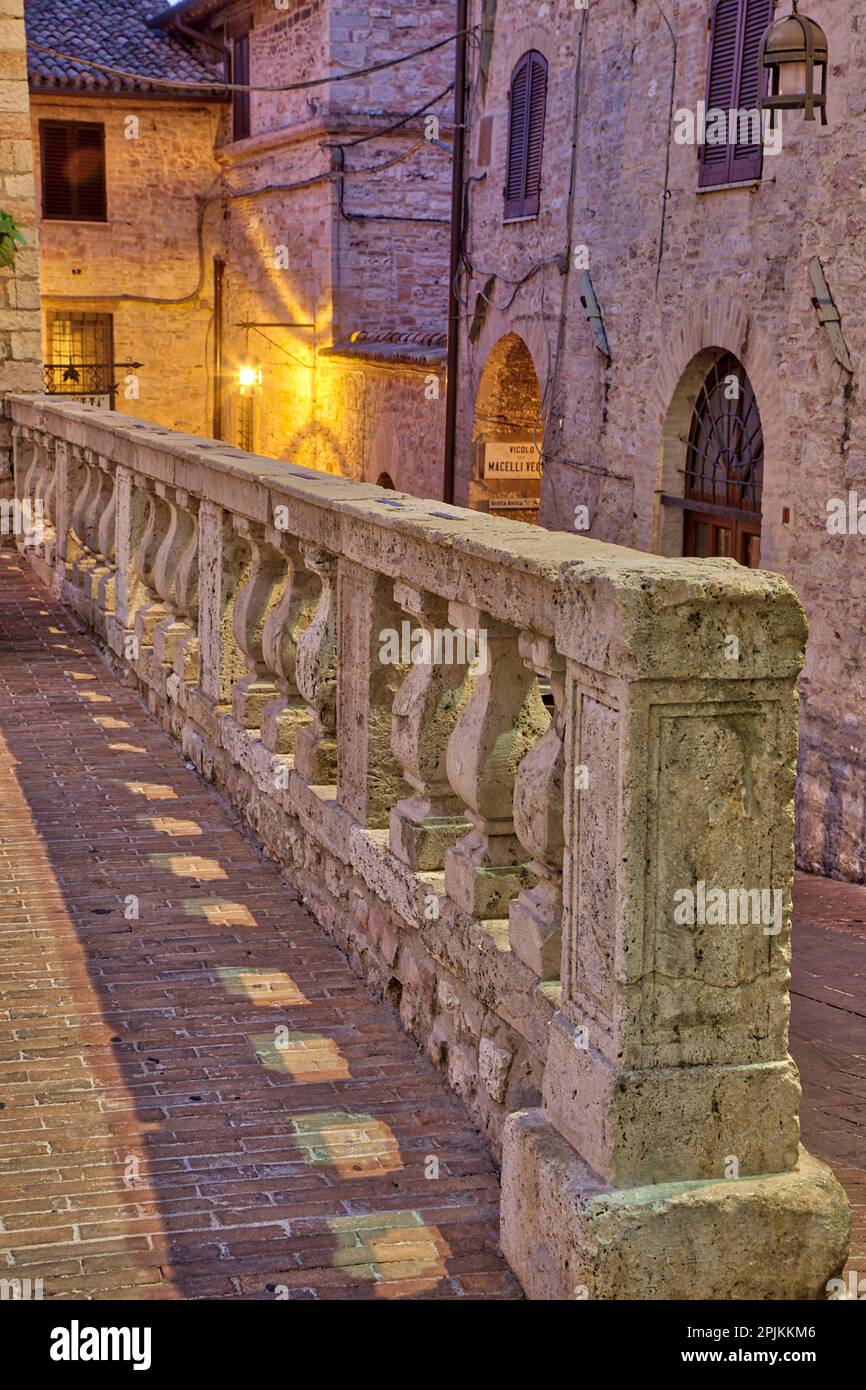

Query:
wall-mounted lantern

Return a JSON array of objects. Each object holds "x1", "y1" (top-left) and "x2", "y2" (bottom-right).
[
  {"x1": 759, "y1": 2, "x2": 828, "y2": 127},
  {"x1": 236, "y1": 355, "x2": 262, "y2": 396}
]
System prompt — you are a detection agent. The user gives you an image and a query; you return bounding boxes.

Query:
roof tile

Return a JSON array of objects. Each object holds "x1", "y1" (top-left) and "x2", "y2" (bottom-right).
[{"x1": 24, "y1": 0, "x2": 225, "y2": 96}]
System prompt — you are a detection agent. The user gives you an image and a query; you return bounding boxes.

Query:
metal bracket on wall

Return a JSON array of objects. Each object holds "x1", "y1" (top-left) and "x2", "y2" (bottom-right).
[
  {"x1": 580, "y1": 271, "x2": 611, "y2": 360},
  {"x1": 809, "y1": 257, "x2": 853, "y2": 374}
]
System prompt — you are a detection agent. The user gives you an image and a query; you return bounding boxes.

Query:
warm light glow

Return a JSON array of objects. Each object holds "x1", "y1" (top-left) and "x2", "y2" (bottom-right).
[
  {"x1": 779, "y1": 59, "x2": 809, "y2": 98},
  {"x1": 237, "y1": 355, "x2": 262, "y2": 394}
]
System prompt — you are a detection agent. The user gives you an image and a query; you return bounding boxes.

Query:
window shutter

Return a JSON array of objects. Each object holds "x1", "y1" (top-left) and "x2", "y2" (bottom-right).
[
  {"x1": 504, "y1": 50, "x2": 547, "y2": 220},
  {"x1": 233, "y1": 33, "x2": 251, "y2": 141},
  {"x1": 73, "y1": 125, "x2": 107, "y2": 221},
  {"x1": 699, "y1": 0, "x2": 774, "y2": 188},
  {"x1": 40, "y1": 121, "x2": 106, "y2": 221},
  {"x1": 41, "y1": 123, "x2": 75, "y2": 219},
  {"x1": 524, "y1": 53, "x2": 548, "y2": 217},
  {"x1": 504, "y1": 57, "x2": 529, "y2": 218},
  {"x1": 730, "y1": 0, "x2": 774, "y2": 183},
  {"x1": 699, "y1": 0, "x2": 741, "y2": 187}
]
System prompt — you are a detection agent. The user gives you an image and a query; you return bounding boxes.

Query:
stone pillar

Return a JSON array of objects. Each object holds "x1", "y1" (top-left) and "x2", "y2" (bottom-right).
[
  {"x1": 0, "y1": 0, "x2": 41, "y2": 488},
  {"x1": 501, "y1": 555, "x2": 850, "y2": 1300}
]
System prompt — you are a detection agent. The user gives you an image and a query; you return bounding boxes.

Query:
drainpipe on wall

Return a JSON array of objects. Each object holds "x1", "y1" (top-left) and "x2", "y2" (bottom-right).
[
  {"x1": 213, "y1": 256, "x2": 225, "y2": 440},
  {"x1": 442, "y1": 0, "x2": 469, "y2": 505}
]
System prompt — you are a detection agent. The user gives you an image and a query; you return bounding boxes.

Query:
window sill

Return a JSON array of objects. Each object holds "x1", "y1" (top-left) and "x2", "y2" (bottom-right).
[
  {"x1": 502, "y1": 214, "x2": 539, "y2": 225},
  {"x1": 696, "y1": 180, "x2": 762, "y2": 194},
  {"x1": 41, "y1": 218, "x2": 109, "y2": 226}
]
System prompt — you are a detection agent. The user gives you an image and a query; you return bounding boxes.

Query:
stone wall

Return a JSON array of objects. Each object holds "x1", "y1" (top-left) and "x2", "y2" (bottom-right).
[
  {"x1": 6, "y1": 391, "x2": 850, "y2": 1298},
  {"x1": 455, "y1": 0, "x2": 866, "y2": 881},
  {"x1": 213, "y1": 0, "x2": 452, "y2": 491},
  {"x1": 0, "y1": 0, "x2": 40, "y2": 483},
  {"x1": 32, "y1": 94, "x2": 222, "y2": 438}
]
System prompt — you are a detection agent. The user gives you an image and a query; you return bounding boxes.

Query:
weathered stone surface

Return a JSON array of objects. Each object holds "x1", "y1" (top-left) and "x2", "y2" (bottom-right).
[
  {"x1": 502, "y1": 1110, "x2": 850, "y2": 1302},
  {"x1": 5, "y1": 392, "x2": 850, "y2": 1300}
]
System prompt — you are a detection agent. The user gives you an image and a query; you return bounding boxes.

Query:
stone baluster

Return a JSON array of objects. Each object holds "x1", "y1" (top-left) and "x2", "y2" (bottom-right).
[
  {"x1": 260, "y1": 533, "x2": 320, "y2": 755},
  {"x1": 444, "y1": 605, "x2": 549, "y2": 920},
  {"x1": 11, "y1": 424, "x2": 33, "y2": 506},
  {"x1": 509, "y1": 634, "x2": 566, "y2": 980},
  {"x1": 152, "y1": 492, "x2": 200, "y2": 680},
  {"x1": 151, "y1": 488, "x2": 197, "y2": 668},
  {"x1": 131, "y1": 483, "x2": 172, "y2": 650},
  {"x1": 92, "y1": 458, "x2": 117, "y2": 610},
  {"x1": 22, "y1": 430, "x2": 45, "y2": 551},
  {"x1": 293, "y1": 544, "x2": 338, "y2": 785},
  {"x1": 68, "y1": 447, "x2": 101, "y2": 583},
  {"x1": 50, "y1": 438, "x2": 80, "y2": 578},
  {"x1": 115, "y1": 468, "x2": 162, "y2": 641},
  {"x1": 335, "y1": 557, "x2": 408, "y2": 828},
  {"x1": 229, "y1": 518, "x2": 292, "y2": 730},
  {"x1": 35, "y1": 436, "x2": 58, "y2": 565},
  {"x1": 197, "y1": 499, "x2": 248, "y2": 706},
  {"x1": 80, "y1": 456, "x2": 117, "y2": 604},
  {"x1": 389, "y1": 584, "x2": 472, "y2": 871}
]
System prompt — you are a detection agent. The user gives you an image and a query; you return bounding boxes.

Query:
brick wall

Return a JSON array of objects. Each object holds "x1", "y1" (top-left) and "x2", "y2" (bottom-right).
[
  {"x1": 215, "y1": 0, "x2": 452, "y2": 488},
  {"x1": 0, "y1": 0, "x2": 40, "y2": 479},
  {"x1": 456, "y1": 0, "x2": 866, "y2": 879},
  {"x1": 33, "y1": 95, "x2": 221, "y2": 436}
]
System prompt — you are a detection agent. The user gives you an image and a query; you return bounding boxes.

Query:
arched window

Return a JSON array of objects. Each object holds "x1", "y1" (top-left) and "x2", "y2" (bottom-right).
[
  {"x1": 699, "y1": 0, "x2": 775, "y2": 188},
  {"x1": 681, "y1": 353, "x2": 763, "y2": 567},
  {"x1": 504, "y1": 51, "x2": 548, "y2": 221}
]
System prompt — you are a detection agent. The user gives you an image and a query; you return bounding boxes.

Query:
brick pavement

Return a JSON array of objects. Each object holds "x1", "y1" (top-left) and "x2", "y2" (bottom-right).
[
  {"x1": 0, "y1": 550, "x2": 520, "y2": 1300},
  {"x1": 0, "y1": 547, "x2": 864, "y2": 1300},
  {"x1": 792, "y1": 873, "x2": 866, "y2": 1286}
]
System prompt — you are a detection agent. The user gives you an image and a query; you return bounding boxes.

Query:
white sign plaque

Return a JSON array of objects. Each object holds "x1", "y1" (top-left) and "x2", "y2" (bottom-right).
[{"x1": 482, "y1": 438, "x2": 542, "y2": 479}]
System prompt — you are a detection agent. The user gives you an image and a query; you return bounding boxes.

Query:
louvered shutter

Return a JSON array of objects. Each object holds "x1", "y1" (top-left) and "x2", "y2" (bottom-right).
[
  {"x1": 524, "y1": 54, "x2": 547, "y2": 217},
  {"x1": 699, "y1": 0, "x2": 741, "y2": 187},
  {"x1": 40, "y1": 121, "x2": 106, "y2": 221},
  {"x1": 699, "y1": 0, "x2": 774, "y2": 188},
  {"x1": 40, "y1": 123, "x2": 75, "y2": 219},
  {"x1": 504, "y1": 51, "x2": 548, "y2": 220},
  {"x1": 73, "y1": 125, "x2": 107, "y2": 221},
  {"x1": 504, "y1": 57, "x2": 529, "y2": 218},
  {"x1": 730, "y1": 0, "x2": 774, "y2": 183}
]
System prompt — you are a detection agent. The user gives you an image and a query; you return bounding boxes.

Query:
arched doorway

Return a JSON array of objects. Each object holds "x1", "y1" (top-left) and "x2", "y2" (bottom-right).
[
  {"x1": 679, "y1": 352, "x2": 764, "y2": 567},
  {"x1": 469, "y1": 333, "x2": 543, "y2": 525}
]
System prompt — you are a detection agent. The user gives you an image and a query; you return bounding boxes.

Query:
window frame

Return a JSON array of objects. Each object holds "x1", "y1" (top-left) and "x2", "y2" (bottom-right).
[
  {"x1": 503, "y1": 50, "x2": 548, "y2": 222},
  {"x1": 698, "y1": 0, "x2": 775, "y2": 191},
  {"x1": 39, "y1": 120, "x2": 107, "y2": 223},
  {"x1": 44, "y1": 310, "x2": 116, "y2": 397}
]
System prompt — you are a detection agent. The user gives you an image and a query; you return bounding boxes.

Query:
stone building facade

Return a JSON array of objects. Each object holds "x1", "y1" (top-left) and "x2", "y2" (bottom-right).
[
  {"x1": 22, "y1": 0, "x2": 453, "y2": 493},
  {"x1": 453, "y1": 0, "x2": 866, "y2": 881},
  {"x1": 0, "y1": 0, "x2": 40, "y2": 481},
  {"x1": 158, "y1": 0, "x2": 452, "y2": 491},
  {"x1": 24, "y1": 0, "x2": 225, "y2": 435}
]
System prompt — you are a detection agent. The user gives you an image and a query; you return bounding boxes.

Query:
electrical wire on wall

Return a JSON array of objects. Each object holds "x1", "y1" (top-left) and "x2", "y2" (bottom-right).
[{"x1": 28, "y1": 30, "x2": 479, "y2": 97}]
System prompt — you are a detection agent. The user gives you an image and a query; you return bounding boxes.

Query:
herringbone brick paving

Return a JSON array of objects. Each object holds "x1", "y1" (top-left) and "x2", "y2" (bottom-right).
[{"x1": 0, "y1": 547, "x2": 863, "y2": 1300}]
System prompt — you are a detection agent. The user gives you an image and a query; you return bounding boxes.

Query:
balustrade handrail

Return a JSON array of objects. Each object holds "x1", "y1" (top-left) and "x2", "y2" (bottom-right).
[{"x1": 6, "y1": 395, "x2": 804, "y2": 675}]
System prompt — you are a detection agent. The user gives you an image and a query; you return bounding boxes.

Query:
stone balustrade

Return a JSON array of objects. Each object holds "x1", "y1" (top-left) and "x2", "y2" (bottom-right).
[{"x1": 4, "y1": 395, "x2": 850, "y2": 1300}]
